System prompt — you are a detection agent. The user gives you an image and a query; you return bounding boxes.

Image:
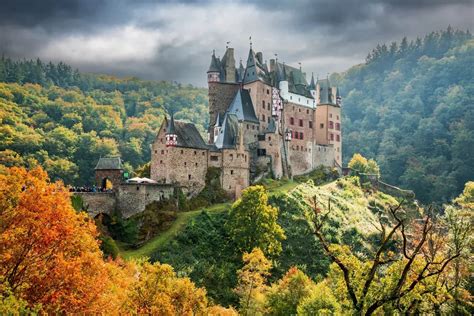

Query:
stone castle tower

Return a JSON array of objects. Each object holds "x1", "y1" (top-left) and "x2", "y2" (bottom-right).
[{"x1": 151, "y1": 43, "x2": 343, "y2": 199}]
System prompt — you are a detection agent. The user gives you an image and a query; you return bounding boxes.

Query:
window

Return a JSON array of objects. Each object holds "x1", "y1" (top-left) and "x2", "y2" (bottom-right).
[
  {"x1": 202, "y1": 151, "x2": 205, "y2": 156},
  {"x1": 336, "y1": 135, "x2": 340, "y2": 142},
  {"x1": 247, "y1": 124, "x2": 249, "y2": 129},
  {"x1": 195, "y1": 162, "x2": 198, "y2": 166},
  {"x1": 309, "y1": 121, "x2": 313, "y2": 128},
  {"x1": 290, "y1": 117, "x2": 294, "y2": 125},
  {"x1": 268, "y1": 136, "x2": 271, "y2": 141},
  {"x1": 257, "y1": 149, "x2": 267, "y2": 156},
  {"x1": 337, "y1": 115, "x2": 339, "y2": 120},
  {"x1": 330, "y1": 133, "x2": 334, "y2": 141},
  {"x1": 300, "y1": 132, "x2": 304, "y2": 139},
  {"x1": 299, "y1": 119, "x2": 303, "y2": 127},
  {"x1": 210, "y1": 155, "x2": 219, "y2": 161},
  {"x1": 230, "y1": 154, "x2": 233, "y2": 160},
  {"x1": 252, "y1": 125, "x2": 255, "y2": 130},
  {"x1": 181, "y1": 150, "x2": 184, "y2": 154},
  {"x1": 296, "y1": 145, "x2": 299, "y2": 150},
  {"x1": 329, "y1": 121, "x2": 334, "y2": 129},
  {"x1": 267, "y1": 89, "x2": 270, "y2": 94},
  {"x1": 267, "y1": 103, "x2": 270, "y2": 111},
  {"x1": 262, "y1": 114, "x2": 265, "y2": 122},
  {"x1": 184, "y1": 162, "x2": 187, "y2": 166},
  {"x1": 161, "y1": 150, "x2": 164, "y2": 154},
  {"x1": 262, "y1": 100, "x2": 265, "y2": 109},
  {"x1": 194, "y1": 150, "x2": 197, "y2": 155},
  {"x1": 137, "y1": 186, "x2": 140, "y2": 191},
  {"x1": 155, "y1": 150, "x2": 157, "y2": 154},
  {"x1": 299, "y1": 108, "x2": 301, "y2": 112},
  {"x1": 329, "y1": 113, "x2": 333, "y2": 118},
  {"x1": 258, "y1": 134, "x2": 265, "y2": 141},
  {"x1": 320, "y1": 123, "x2": 324, "y2": 128},
  {"x1": 307, "y1": 109, "x2": 309, "y2": 114},
  {"x1": 188, "y1": 174, "x2": 191, "y2": 180},
  {"x1": 335, "y1": 123, "x2": 340, "y2": 131},
  {"x1": 160, "y1": 160, "x2": 163, "y2": 164},
  {"x1": 267, "y1": 117, "x2": 270, "y2": 123},
  {"x1": 230, "y1": 170, "x2": 234, "y2": 175}
]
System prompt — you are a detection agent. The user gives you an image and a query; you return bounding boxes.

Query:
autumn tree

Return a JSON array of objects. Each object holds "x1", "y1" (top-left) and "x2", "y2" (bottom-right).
[
  {"x1": 348, "y1": 153, "x2": 380, "y2": 178},
  {"x1": 265, "y1": 267, "x2": 316, "y2": 315},
  {"x1": 124, "y1": 260, "x2": 209, "y2": 315},
  {"x1": 310, "y1": 196, "x2": 467, "y2": 315},
  {"x1": 0, "y1": 166, "x2": 127, "y2": 313},
  {"x1": 235, "y1": 248, "x2": 272, "y2": 315},
  {"x1": 226, "y1": 185, "x2": 285, "y2": 257}
]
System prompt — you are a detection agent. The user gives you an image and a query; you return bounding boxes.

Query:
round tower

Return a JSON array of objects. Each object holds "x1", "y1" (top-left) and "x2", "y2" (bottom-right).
[{"x1": 207, "y1": 50, "x2": 221, "y2": 83}]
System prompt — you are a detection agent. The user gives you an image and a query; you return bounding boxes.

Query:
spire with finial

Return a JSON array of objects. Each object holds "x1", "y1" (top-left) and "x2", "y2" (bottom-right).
[
  {"x1": 249, "y1": 36, "x2": 252, "y2": 49},
  {"x1": 309, "y1": 72, "x2": 316, "y2": 90}
]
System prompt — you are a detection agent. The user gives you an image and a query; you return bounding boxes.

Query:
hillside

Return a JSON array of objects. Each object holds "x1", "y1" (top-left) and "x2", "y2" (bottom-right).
[
  {"x1": 150, "y1": 177, "x2": 401, "y2": 305},
  {"x1": 335, "y1": 28, "x2": 474, "y2": 203},
  {"x1": 0, "y1": 60, "x2": 208, "y2": 185}
]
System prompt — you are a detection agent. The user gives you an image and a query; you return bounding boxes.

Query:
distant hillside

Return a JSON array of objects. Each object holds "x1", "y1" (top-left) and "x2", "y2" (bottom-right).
[
  {"x1": 0, "y1": 59, "x2": 208, "y2": 185},
  {"x1": 152, "y1": 177, "x2": 400, "y2": 305},
  {"x1": 335, "y1": 27, "x2": 474, "y2": 203}
]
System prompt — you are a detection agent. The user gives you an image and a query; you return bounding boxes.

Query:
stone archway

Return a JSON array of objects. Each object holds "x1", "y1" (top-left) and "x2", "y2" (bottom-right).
[{"x1": 101, "y1": 177, "x2": 113, "y2": 190}]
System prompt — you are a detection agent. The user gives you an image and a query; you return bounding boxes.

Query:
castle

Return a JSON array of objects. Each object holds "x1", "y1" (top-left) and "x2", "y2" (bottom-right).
[{"x1": 150, "y1": 43, "x2": 342, "y2": 198}]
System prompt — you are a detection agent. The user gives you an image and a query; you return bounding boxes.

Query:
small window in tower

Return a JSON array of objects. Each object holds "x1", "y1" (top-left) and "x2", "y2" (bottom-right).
[
  {"x1": 268, "y1": 136, "x2": 271, "y2": 141},
  {"x1": 299, "y1": 119, "x2": 303, "y2": 127},
  {"x1": 258, "y1": 134, "x2": 265, "y2": 141},
  {"x1": 160, "y1": 160, "x2": 163, "y2": 164},
  {"x1": 267, "y1": 117, "x2": 270, "y2": 123},
  {"x1": 297, "y1": 145, "x2": 299, "y2": 150},
  {"x1": 155, "y1": 150, "x2": 157, "y2": 154},
  {"x1": 231, "y1": 170, "x2": 234, "y2": 175},
  {"x1": 210, "y1": 155, "x2": 219, "y2": 161},
  {"x1": 161, "y1": 150, "x2": 164, "y2": 154},
  {"x1": 194, "y1": 151, "x2": 197, "y2": 155},
  {"x1": 262, "y1": 100, "x2": 265, "y2": 109},
  {"x1": 267, "y1": 89, "x2": 270, "y2": 94},
  {"x1": 252, "y1": 125, "x2": 255, "y2": 130},
  {"x1": 290, "y1": 117, "x2": 294, "y2": 125},
  {"x1": 294, "y1": 132, "x2": 298, "y2": 139},
  {"x1": 188, "y1": 174, "x2": 192, "y2": 180},
  {"x1": 247, "y1": 124, "x2": 249, "y2": 129},
  {"x1": 262, "y1": 114, "x2": 265, "y2": 122},
  {"x1": 181, "y1": 150, "x2": 184, "y2": 154},
  {"x1": 309, "y1": 121, "x2": 313, "y2": 128},
  {"x1": 257, "y1": 149, "x2": 267, "y2": 156},
  {"x1": 330, "y1": 133, "x2": 334, "y2": 141},
  {"x1": 267, "y1": 103, "x2": 270, "y2": 110},
  {"x1": 336, "y1": 123, "x2": 340, "y2": 131},
  {"x1": 329, "y1": 121, "x2": 334, "y2": 129},
  {"x1": 336, "y1": 135, "x2": 340, "y2": 142},
  {"x1": 329, "y1": 113, "x2": 333, "y2": 118},
  {"x1": 337, "y1": 115, "x2": 339, "y2": 120},
  {"x1": 137, "y1": 186, "x2": 140, "y2": 191},
  {"x1": 184, "y1": 162, "x2": 187, "y2": 166},
  {"x1": 195, "y1": 162, "x2": 198, "y2": 166},
  {"x1": 307, "y1": 109, "x2": 309, "y2": 114},
  {"x1": 320, "y1": 123, "x2": 324, "y2": 129},
  {"x1": 202, "y1": 152, "x2": 205, "y2": 156},
  {"x1": 300, "y1": 132, "x2": 304, "y2": 139}
]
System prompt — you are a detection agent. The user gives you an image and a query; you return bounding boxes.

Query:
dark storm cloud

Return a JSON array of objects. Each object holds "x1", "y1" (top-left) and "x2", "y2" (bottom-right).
[{"x1": 0, "y1": 0, "x2": 473, "y2": 86}]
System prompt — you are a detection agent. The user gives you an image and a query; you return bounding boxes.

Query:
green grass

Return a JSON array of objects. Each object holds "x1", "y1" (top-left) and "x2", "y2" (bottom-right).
[{"x1": 119, "y1": 179, "x2": 299, "y2": 260}]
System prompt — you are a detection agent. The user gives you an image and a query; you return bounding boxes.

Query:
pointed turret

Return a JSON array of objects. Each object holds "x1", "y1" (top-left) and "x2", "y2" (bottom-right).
[
  {"x1": 238, "y1": 59, "x2": 245, "y2": 83},
  {"x1": 165, "y1": 113, "x2": 178, "y2": 147},
  {"x1": 309, "y1": 72, "x2": 316, "y2": 90},
  {"x1": 207, "y1": 50, "x2": 221, "y2": 83},
  {"x1": 221, "y1": 47, "x2": 236, "y2": 82}
]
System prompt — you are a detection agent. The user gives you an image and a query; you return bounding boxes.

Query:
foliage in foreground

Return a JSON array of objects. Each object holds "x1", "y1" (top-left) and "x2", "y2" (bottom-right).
[{"x1": 0, "y1": 166, "x2": 236, "y2": 314}]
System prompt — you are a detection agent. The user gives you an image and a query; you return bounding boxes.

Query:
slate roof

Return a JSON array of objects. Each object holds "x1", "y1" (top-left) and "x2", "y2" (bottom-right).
[
  {"x1": 227, "y1": 89, "x2": 259, "y2": 123},
  {"x1": 174, "y1": 121, "x2": 208, "y2": 150},
  {"x1": 215, "y1": 113, "x2": 239, "y2": 149},
  {"x1": 263, "y1": 117, "x2": 277, "y2": 134},
  {"x1": 317, "y1": 78, "x2": 332, "y2": 104},
  {"x1": 272, "y1": 62, "x2": 313, "y2": 98},
  {"x1": 167, "y1": 113, "x2": 176, "y2": 134},
  {"x1": 207, "y1": 52, "x2": 220, "y2": 73},
  {"x1": 95, "y1": 157, "x2": 123, "y2": 170}
]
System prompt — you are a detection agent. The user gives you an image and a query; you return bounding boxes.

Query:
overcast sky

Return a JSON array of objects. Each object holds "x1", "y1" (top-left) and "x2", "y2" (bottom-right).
[{"x1": 1, "y1": 0, "x2": 473, "y2": 86}]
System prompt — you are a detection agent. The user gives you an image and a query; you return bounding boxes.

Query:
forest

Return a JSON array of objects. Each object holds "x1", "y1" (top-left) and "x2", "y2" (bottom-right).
[
  {"x1": 0, "y1": 58, "x2": 208, "y2": 185},
  {"x1": 335, "y1": 27, "x2": 474, "y2": 203}
]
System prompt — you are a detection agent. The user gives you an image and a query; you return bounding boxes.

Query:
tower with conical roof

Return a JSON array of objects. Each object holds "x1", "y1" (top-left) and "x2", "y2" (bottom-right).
[
  {"x1": 165, "y1": 113, "x2": 178, "y2": 147},
  {"x1": 207, "y1": 50, "x2": 220, "y2": 83}
]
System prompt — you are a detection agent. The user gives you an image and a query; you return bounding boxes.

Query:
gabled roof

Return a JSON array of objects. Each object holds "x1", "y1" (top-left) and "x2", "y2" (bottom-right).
[
  {"x1": 215, "y1": 113, "x2": 239, "y2": 149},
  {"x1": 95, "y1": 157, "x2": 123, "y2": 170},
  {"x1": 227, "y1": 89, "x2": 259, "y2": 123},
  {"x1": 162, "y1": 117, "x2": 208, "y2": 150}
]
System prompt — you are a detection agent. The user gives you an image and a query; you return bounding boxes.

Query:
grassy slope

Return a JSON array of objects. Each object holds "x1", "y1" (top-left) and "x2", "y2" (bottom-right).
[{"x1": 120, "y1": 179, "x2": 299, "y2": 259}]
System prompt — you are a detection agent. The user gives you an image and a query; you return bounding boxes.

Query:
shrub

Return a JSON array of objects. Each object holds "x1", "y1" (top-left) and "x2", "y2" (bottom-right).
[{"x1": 99, "y1": 235, "x2": 120, "y2": 259}]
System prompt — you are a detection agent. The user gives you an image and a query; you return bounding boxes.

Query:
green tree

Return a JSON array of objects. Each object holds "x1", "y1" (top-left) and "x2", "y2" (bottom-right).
[
  {"x1": 297, "y1": 281, "x2": 341, "y2": 316},
  {"x1": 226, "y1": 185, "x2": 286, "y2": 257}
]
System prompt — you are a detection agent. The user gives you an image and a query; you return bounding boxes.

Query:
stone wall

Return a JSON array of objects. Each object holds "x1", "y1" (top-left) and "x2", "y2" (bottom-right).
[
  {"x1": 221, "y1": 148, "x2": 250, "y2": 198},
  {"x1": 116, "y1": 183, "x2": 175, "y2": 218},
  {"x1": 208, "y1": 82, "x2": 240, "y2": 139},
  {"x1": 75, "y1": 192, "x2": 116, "y2": 218},
  {"x1": 312, "y1": 144, "x2": 336, "y2": 168},
  {"x1": 257, "y1": 132, "x2": 283, "y2": 178},
  {"x1": 244, "y1": 81, "x2": 273, "y2": 131}
]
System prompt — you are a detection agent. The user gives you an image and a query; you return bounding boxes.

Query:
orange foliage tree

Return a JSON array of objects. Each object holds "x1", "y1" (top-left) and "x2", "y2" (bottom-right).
[{"x1": 0, "y1": 166, "x2": 126, "y2": 313}]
